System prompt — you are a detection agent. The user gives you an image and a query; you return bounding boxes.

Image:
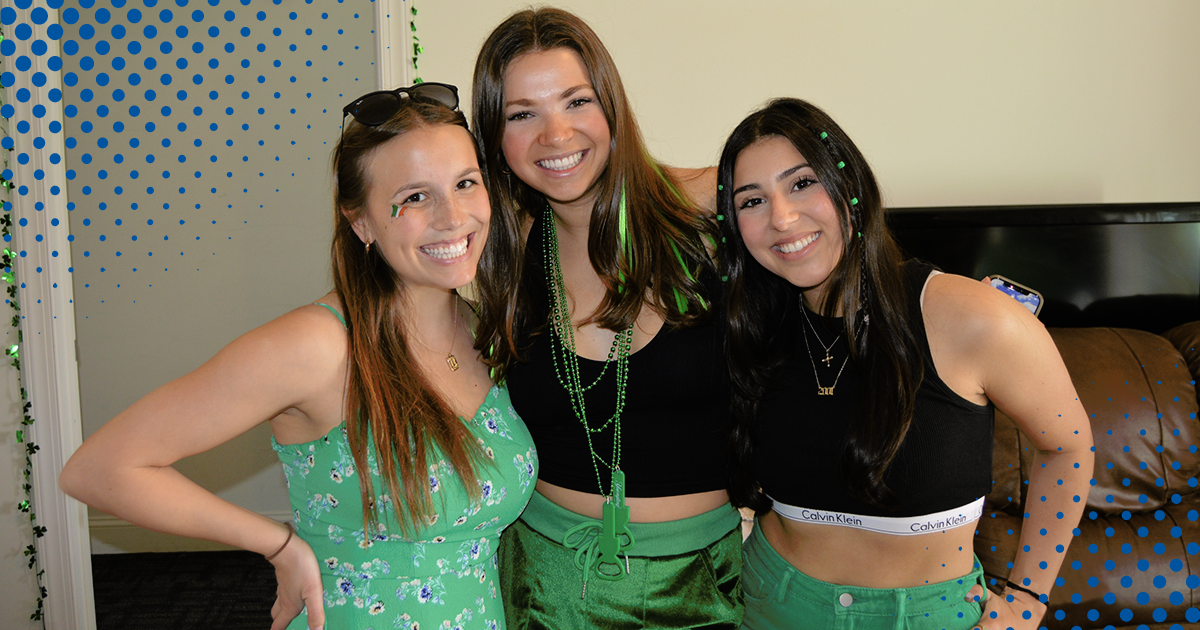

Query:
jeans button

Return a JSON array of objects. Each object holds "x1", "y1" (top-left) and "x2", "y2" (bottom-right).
[{"x1": 839, "y1": 592, "x2": 853, "y2": 607}]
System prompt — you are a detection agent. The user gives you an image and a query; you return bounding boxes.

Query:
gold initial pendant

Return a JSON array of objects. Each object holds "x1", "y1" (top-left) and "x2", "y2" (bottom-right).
[
  {"x1": 446, "y1": 354, "x2": 459, "y2": 371},
  {"x1": 817, "y1": 386, "x2": 835, "y2": 396}
]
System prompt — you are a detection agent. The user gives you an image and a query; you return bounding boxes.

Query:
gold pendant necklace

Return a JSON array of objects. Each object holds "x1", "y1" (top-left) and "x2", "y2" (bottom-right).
[
  {"x1": 800, "y1": 302, "x2": 842, "y2": 368},
  {"x1": 412, "y1": 294, "x2": 461, "y2": 371},
  {"x1": 801, "y1": 320, "x2": 849, "y2": 395},
  {"x1": 799, "y1": 300, "x2": 866, "y2": 396}
]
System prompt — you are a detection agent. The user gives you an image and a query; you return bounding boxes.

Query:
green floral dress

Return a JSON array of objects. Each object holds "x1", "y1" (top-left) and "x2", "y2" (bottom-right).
[{"x1": 273, "y1": 384, "x2": 537, "y2": 630}]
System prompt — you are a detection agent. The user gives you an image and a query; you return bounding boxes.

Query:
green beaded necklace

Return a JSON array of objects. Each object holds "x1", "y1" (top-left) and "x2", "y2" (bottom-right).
[{"x1": 542, "y1": 203, "x2": 636, "y2": 588}]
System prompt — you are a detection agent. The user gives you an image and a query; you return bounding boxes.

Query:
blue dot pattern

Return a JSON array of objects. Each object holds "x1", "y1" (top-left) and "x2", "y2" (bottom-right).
[
  {"x1": 40, "y1": 0, "x2": 373, "y2": 304},
  {"x1": 0, "y1": 0, "x2": 377, "y2": 565}
]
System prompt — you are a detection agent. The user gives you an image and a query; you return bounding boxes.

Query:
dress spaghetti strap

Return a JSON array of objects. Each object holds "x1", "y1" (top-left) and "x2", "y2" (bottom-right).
[{"x1": 312, "y1": 302, "x2": 346, "y2": 329}]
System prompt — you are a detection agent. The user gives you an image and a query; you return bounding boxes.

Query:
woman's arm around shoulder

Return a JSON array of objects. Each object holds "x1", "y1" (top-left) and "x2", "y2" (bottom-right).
[
  {"x1": 665, "y1": 165, "x2": 717, "y2": 215},
  {"x1": 922, "y1": 274, "x2": 1094, "y2": 630},
  {"x1": 60, "y1": 296, "x2": 349, "y2": 630}
]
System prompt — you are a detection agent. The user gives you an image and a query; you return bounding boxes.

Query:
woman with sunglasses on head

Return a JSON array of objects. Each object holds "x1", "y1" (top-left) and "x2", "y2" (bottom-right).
[
  {"x1": 471, "y1": 7, "x2": 741, "y2": 628},
  {"x1": 61, "y1": 85, "x2": 537, "y2": 630},
  {"x1": 718, "y1": 98, "x2": 1093, "y2": 630}
]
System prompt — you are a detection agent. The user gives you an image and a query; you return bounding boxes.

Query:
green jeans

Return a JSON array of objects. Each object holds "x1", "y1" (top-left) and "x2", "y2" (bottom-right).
[
  {"x1": 499, "y1": 491, "x2": 744, "y2": 629},
  {"x1": 741, "y1": 523, "x2": 986, "y2": 630}
]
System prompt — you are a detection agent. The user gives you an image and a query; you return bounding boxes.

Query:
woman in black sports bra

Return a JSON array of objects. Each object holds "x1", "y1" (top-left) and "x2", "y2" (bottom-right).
[
  {"x1": 470, "y1": 7, "x2": 743, "y2": 629},
  {"x1": 718, "y1": 98, "x2": 1094, "y2": 630}
]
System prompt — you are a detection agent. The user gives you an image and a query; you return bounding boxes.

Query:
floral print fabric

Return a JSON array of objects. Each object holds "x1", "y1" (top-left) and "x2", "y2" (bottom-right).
[{"x1": 273, "y1": 384, "x2": 537, "y2": 630}]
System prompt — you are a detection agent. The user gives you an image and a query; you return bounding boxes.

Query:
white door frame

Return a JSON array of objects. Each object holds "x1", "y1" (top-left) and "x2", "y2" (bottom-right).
[
  {"x1": 1, "y1": 2, "x2": 95, "y2": 629},
  {"x1": 374, "y1": 0, "x2": 414, "y2": 89}
]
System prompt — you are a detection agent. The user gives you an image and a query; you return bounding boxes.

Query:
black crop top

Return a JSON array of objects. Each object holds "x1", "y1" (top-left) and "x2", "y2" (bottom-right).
[
  {"x1": 752, "y1": 261, "x2": 994, "y2": 517},
  {"x1": 506, "y1": 212, "x2": 730, "y2": 498}
]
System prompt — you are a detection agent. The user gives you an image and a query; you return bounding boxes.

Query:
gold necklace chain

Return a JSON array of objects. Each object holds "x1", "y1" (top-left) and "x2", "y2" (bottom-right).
[
  {"x1": 800, "y1": 301, "x2": 842, "y2": 368},
  {"x1": 410, "y1": 293, "x2": 461, "y2": 371},
  {"x1": 799, "y1": 299, "x2": 867, "y2": 395}
]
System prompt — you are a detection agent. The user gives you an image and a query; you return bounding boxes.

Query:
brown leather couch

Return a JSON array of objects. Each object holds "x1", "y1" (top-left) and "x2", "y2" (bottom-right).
[{"x1": 976, "y1": 323, "x2": 1200, "y2": 630}]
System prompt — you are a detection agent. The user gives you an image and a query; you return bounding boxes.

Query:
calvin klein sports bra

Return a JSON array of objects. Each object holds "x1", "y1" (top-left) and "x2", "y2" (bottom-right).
[{"x1": 753, "y1": 261, "x2": 994, "y2": 532}]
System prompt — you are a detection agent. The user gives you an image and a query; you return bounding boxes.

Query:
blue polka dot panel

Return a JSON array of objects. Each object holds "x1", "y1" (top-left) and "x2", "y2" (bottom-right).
[
  {"x1": 55, "y1": 0, "x2": 375, "y2": 307},
  {"x1": 48, "y1": 1, "x2": 375, "y2": 414},
  {"x1": 1, "y1": 0, "x2": 380, "y2": 551}
]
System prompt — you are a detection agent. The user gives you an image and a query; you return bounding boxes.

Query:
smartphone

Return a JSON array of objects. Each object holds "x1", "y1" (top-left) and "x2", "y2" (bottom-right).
[{"x1": 987, "y1": 275, "x2": 1043, "y2": 317}]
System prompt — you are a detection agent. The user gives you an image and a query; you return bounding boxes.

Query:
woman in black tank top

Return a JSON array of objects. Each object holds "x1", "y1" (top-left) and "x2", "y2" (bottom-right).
[
  {"x1": 717, "y1": 98, "x2": 1094, "y2": 630},
  {"x1": 469, "y1": 7, "x2": 743, "y2": 629}
]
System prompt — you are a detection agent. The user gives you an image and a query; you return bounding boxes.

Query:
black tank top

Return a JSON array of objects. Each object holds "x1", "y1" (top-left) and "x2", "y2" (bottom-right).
[
  {"x1": 753, "y1": 261, "x2": 993, "y2": 517},
  {"x1": 506, "y1": 212, "x2": 730, "y2": 498}
]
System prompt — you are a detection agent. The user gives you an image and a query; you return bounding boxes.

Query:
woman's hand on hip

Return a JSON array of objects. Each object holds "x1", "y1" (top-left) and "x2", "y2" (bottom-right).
[
  {"x1": 966, "y1": 584, "x2": 1047, "y2": 630},
  {"x1": 268, "y1": 531, "x2": 325, "y2": 630}
]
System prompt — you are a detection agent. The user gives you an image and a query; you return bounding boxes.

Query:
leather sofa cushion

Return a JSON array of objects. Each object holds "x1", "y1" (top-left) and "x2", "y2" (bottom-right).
[{"x1": 987, "y1": 328, "x2": 1200, "y2": 516}]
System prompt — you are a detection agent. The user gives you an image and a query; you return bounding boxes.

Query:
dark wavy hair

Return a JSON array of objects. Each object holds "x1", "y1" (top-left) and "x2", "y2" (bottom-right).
[
  {"x1": 332, "y1": 99, "x2": 484, "y2": 536},
  {"x1": 717, "y1": 98, "x2": 923, "y2": 513},
  {"x1": 471, "y1": 7, "x2": 718, "y2": 378}
]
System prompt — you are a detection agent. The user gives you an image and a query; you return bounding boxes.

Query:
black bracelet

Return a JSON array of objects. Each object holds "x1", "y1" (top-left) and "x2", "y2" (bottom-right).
[{"x1": 1004, "y1": 580, "x2": 1047, "y2": 605}]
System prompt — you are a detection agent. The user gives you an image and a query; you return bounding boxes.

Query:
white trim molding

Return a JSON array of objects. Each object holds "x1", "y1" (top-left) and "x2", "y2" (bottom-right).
[
  {"x1": 374, "y1": 0, "x2": 413, "y2": 90},
  {"x1": 1, "y1": 2, "x2": 95, "y2": 629}
]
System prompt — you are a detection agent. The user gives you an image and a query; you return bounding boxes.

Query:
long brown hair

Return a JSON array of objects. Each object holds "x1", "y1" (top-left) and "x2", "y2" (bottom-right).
[
  {"x1": 332, "y1": 99, "x2": 483, "y2": 535},
  {"x1": 717, "y1": 98, "x2": 923, "y2": 512},
  {"x1": 471, "y1": 7, "x2": 718, "y2": 377}
]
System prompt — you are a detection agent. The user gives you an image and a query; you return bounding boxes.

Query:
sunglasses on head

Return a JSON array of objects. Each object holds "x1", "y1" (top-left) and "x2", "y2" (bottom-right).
[{"x1": 341, "y1": 82, "x2": 459, "y2": 127}]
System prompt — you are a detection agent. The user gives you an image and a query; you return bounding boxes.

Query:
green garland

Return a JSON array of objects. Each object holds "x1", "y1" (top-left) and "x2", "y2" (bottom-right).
[
  {"x1": 410, "y1": 1, "x2": 423, "y2": 83},
  {"x1": 0, "y1": 24, "x2": 47, "y2": 624}
]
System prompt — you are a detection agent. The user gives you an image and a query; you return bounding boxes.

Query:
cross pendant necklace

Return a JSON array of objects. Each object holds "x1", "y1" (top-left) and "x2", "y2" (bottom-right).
[
  {"x1": 799, "y1": 298, "x2": 867, "y2": 396},
  {"x1": 801, "y1": 303, "x2": 842, "y2": 369}
]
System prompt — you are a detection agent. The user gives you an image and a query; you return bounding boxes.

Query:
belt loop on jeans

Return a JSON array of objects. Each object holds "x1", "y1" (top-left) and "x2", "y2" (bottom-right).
[
  {"x1": 892, "y1": 589, "x2": 906, "y2": 630},
  {"x1": 775, "y1": 571, "x2": 792, "y2": 605}
]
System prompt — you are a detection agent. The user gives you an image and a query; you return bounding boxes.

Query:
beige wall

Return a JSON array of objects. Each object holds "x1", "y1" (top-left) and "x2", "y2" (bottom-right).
[{"x1": 419, "y1": 0, "x2": 1200, "y2": 207}]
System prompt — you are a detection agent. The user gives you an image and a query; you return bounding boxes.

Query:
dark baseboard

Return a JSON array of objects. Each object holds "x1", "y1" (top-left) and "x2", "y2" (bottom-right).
[{"x1": 92, "y1": 550, "x2": 275, "y2": 630}]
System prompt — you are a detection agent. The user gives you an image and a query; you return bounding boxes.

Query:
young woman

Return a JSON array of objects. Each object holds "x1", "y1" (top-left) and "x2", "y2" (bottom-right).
[
  {"x1": 718, "y1": 98, "x2": 1093, "y2": 630},
  {"x1": 470, "y1": 7, "x2": 741, "y2": 628},
  {"x1": 60, "y1": 87, "x2": 537, "y2": 630}
]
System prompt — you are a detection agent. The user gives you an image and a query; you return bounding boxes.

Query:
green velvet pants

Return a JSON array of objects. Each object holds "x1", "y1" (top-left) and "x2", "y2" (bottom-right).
[
  {"x1": 741, "y1": 523, "x2": 987, "y2": 630},
  {"x1": 499, "y1": 491, "x2": 744, "y2": 629}
]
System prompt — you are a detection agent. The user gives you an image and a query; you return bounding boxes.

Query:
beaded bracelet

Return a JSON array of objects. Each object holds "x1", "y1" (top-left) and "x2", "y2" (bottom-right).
[{"x1": 264, "y1": 521, "x2": 294, "y2": 561}]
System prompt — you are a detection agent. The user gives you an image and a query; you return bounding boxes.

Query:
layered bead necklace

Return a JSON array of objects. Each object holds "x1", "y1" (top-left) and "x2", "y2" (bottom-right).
[{"x1": 542, "y1": 204, "x2": 636, "y2": 589}]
